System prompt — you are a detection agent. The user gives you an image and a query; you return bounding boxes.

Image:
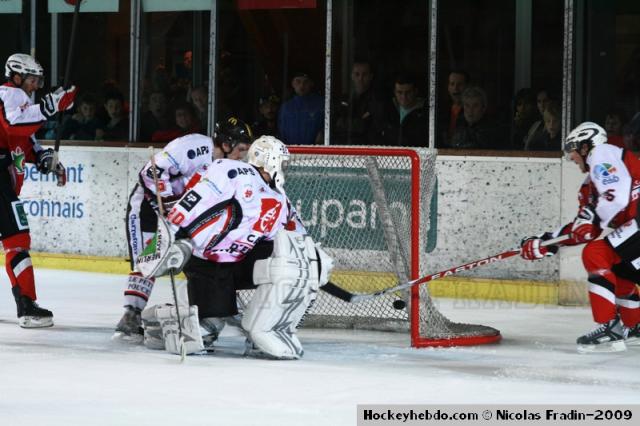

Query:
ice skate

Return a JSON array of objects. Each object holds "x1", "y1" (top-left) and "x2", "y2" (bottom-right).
[
  {"x1": 624, "y1": 324, "x2": 640, "y2": 346},
  {"x1": 16, "y1": 296, "x2": 53, "y2": 328},
  {"x1": 112, "y1": 305, "x2": 143, "y2": 343},
  {"x1": 576, "y1": 318, "x2": 626, "y2": 353}
]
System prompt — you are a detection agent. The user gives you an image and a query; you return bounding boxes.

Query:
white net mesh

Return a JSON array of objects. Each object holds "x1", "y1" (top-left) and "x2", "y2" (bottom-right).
[{"x1": 239, "y1": 146, "x2": 500, "y2": 346}]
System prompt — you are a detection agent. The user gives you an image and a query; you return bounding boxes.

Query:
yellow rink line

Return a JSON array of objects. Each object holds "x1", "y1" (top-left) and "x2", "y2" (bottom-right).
[{"x1": 0, "y1": 252, "x2": 559, "y2": 305}]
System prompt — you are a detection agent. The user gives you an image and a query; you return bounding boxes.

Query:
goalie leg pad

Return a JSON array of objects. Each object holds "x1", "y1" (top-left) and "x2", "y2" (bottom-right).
[
  {"x1": 241, "y1": 230, "x2": 320, "y2": 360},
  {"x1": 141, "y1": 304, "x2": 204, "y2": 354}
]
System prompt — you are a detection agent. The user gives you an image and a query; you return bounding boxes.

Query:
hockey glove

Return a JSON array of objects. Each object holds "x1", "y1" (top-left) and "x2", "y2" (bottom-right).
[
  {"x1": 40, "y1": 85, "x2": 77, "y2": 119},
  {"x1": 520, "y1": 234, "x2": 559, "y2": 260},
  {"x1": 35, "y1": 148, "x2": 55, "y2": 173},
  {"x1": 571, "y1": 205, "x2": 601, "y2": 243}
]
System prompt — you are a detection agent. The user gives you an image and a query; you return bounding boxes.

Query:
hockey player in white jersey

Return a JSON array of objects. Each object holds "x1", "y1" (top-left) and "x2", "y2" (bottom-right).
[
  {"x1": 1, "y1": 53, "x2": 76, "y2": 328},
  {"x1": 113, "y1": 133, "x2": 214, "y2": 340},
  {"x1": 114, "y1": 118, "x2": 255, "y2": 341},
  {"x1": 140, "y1": 136, "x2": 333, "y2": 359}
]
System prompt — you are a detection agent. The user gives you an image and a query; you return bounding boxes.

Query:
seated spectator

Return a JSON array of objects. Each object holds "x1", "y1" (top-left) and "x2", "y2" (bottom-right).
[
  {"x1": 438, "y1": 69, "x2": 469, "y2": 146},
  {"x1": 524, "y1": 88, "x2": 552, "y2": 150},
  {"x1": 511, "y1": 88, "x2": 539, "y2": 149},
  {"x1": 252, "y1": 94, "x2": 279, "y2": 137},
  {"x1": 190, "y1": 85, "x2": 208, "y2": 128},
  {"x1": 450, "y1": 86, "x2": 504, "y2": 149},
  {"x1": 140, "y1": 91, "x2": 172, "y2": 142},
  {"x1": 278, "y1": 71, "x2": 324, "y2": 145},
  {"x1": 152, "y1": 103, "x2": 202, "y2": 143},
  {"x1": 623, "y1": 112, "x2": 640, "y2": 151},
  {"x1": 99, "y1": 91, "x2": 129, "y2": 141},
  {"x1": 334, "y1": 60, "x2": 384, "y2": 145},
  {"x1": 527, "y1": 100, "x2": 561, "y2": 151},
  {"x1": 61, "y1": 93, "x2": 104, "y2": 141},
  {"x1": 378, "y1": 72, "x2": 428, "y2": 147},
  {"x1": 604, "y1": 107, "x2": 628, "y2": 148}
]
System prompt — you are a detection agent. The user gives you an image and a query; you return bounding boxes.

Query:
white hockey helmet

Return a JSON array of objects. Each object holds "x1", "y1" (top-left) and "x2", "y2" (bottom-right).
[
  {"x1": 247, "y1": 136, "x2": 290, "y2": 191},
  {"x1": 5, "y1": 53, "x2": 44, "y2": 87},
  {"x1": 563, "y1": 121, "x2": 607, "y2": 154}
]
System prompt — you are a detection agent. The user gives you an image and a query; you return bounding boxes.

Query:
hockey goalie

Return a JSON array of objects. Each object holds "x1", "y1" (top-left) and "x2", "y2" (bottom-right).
[{"x1": 137, "y1": 135, "x2": 333, "y2": 360}]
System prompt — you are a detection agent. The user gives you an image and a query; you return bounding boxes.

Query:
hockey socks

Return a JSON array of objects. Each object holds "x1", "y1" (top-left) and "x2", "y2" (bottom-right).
[
  {"x1": 2, "y1": 233, "x2": 36, "y2": 301},
  {"x1": 123, "y1": 272, "x2": 155, "y2": 310}
]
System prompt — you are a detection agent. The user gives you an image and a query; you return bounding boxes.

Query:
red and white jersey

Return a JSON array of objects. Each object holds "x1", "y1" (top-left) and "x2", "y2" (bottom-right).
[
  {"x1": 0, "y1": 83, "x2": 47, "y2": 193},
  {"x1": 139, "y1": 133, "x2": 213, "y2": 200},
  {"x1": 167, "y1": 158, "x2": 305, "y2": 263},
  {"x1": 586, "y1": 143, "x2": 640, "y2": 228}
]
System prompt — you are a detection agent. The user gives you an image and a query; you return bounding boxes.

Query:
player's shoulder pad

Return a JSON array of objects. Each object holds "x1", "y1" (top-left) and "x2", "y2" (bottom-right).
[
  {"x1": 208, "y1": 159, "x2": 259, "y2": 181},
  {"x1": 0, "y1": 84, "x2": 31, "y2": 108}
]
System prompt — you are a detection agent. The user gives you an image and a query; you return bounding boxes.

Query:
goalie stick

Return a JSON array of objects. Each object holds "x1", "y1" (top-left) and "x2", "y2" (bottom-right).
[
  {"x1": 148, "y1": 146, "x2": 187, "y2": 362},
  {"x1": 321, "y1": 234, "x2": 571, "y2": 304}
]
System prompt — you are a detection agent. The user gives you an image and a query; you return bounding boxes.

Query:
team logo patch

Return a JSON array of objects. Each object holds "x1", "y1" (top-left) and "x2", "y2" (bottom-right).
[
  {"x1": 11, "y1": 147, "x2": 25, "y2": 174},
  {"x1": 242, "y1": 184, "x2": 254, "y2": 202},
  {"x1": 179, "y1": 190, "x2": 202, "y2": 211},
  {"x1": 146, "y1": 165, "x2": 165, "y2": 179},
  {"x1": 187, "y1": 149, "x2": 196, "y2": 159},
  {"x1": 228, "y1": 169, "x2": 238, "y2": 179},
  {"x1": 253, "y1": 198, "x2": 282, "y2": 233},
  {"x1": 11, "y1": 201, "x2": 29, "y2": 231},
  {"x1": 593, "y1": 163, "x2": 619, "y2": 185}
]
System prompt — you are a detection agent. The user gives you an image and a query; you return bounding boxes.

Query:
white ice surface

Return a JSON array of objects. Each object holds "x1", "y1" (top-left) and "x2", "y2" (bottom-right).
[{"x1": 1, "y1": 269, "x2": 639, "y2": 426}]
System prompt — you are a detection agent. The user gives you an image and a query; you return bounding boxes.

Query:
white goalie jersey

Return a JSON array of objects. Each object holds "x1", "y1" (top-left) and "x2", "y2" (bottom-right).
[
  {"x1": 139, "y1": 133, "x2": 213, "y2": 200},
  {"x1": 166, "y1": 158, "x2": 305, "y2": 263}
]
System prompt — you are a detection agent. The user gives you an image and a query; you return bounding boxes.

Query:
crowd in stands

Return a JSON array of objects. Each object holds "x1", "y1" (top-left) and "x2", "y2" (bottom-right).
[{"x1": 40, "y1": 52, "x2": 640, "y2": 153}]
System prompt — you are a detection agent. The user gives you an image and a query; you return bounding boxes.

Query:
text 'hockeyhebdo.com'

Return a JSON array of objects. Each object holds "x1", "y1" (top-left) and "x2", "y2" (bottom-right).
[{"x1": 357, "y1": 405, "x2": 639, "y2": 425}]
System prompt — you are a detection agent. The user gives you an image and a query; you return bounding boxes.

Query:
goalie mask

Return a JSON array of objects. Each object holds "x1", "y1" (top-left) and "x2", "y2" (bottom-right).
[
  {"x1": 247, "y1": 136, "x2": 290, "y2": 192},
  {"x1": 5, "y1": 53, "x2": 44, "y2": 88},
  {"x1": 564, "y1": 122, "x2": 607, "y2": 157}
]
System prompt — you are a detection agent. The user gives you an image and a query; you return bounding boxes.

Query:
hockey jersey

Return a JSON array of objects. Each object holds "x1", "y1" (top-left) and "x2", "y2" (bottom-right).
[
  {"x1": 139, "y1": 133, "x2": 213, "y2": 203},
  {"x1": 585, "y1": 143, "x2": 640, "y2": 228},
  {"x1": 167, "y1": 158, "x2": 304, "y2": 263},
  {"x1": 0, "y1": 83, "x2": 47, "y2": 194}
]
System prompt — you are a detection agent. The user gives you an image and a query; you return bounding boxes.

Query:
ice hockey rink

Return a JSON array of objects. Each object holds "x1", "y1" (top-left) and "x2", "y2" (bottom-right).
[{"x1": 0, "y1": 269, "x2": 638, "y2": 426}]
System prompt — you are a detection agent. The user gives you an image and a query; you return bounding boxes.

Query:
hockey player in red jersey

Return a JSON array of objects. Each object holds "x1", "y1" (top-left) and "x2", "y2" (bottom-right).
[
  {"x1": 0, "y1": 53, "x2": 76, "y2": 328},
  {"x1": 520, "y1": 122, "x2": 640, "y2": 353}
]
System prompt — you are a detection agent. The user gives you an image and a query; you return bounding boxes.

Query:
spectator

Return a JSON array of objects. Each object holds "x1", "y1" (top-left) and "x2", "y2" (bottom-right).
[
  {"x1": 140, "y1": 91, "x2": 171, "y2": 142},
  {"x1": 524, "y1": 88, "x2": 553, "y2": 150},
  {"x1": 151, "y1": 103, "x2": 202, "y2": 143},
  {"x1": 378, "y1": 72, "x2": 428, "y2": 147},
  {"x1": 252, "y1": 94, "x2": 280, "y2": 137},
  {"x1": 61, "y1": 93, "x2": 103, "y2": 141},
  {"x1": 278, "y1": 71, "x2": 324, "y2": 145},
  {"x1": 511, "y1": 88, "x2": 539, "y2": 149},
  {"x1": 190, "y1": 86, "x2": 208, "y2": 128},
  {"x1": 604, "y1": 107, "x2": 628, "y2": 148},
  {"x1": 99, "y1": 91, "x2": 129, "y2": 141},
  {"x1": 334, "y1": 60, "x2": 384, "y2": 145},
  {"x1": 175, "y1": 50, "x2": 193, "y2": 88},
  {"x1": 450, "y1": 86, "x2": 503, "y2": 149},
  {"x1": 527, "y1": 100, "x2": 561, "y2": 151},
  {"x1": 438, "y1": 69, "x2": 469, "y2": 146}
]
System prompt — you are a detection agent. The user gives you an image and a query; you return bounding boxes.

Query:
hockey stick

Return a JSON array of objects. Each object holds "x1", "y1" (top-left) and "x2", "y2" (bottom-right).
[
  {"x1": 321, "y1": 234, "x2": 571, "y2": 304},
  {"x1": 149, "y1": 146, "x2": 187, "y2": 362},
  {"x1": 51, "y1": 0, "x2": 81, "y2": 186}
]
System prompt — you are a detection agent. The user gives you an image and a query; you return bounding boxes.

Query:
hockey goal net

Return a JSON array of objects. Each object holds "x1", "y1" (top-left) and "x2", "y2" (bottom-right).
[{"x1": 244, "y1": 146, "x2": 500, "y2": 347}]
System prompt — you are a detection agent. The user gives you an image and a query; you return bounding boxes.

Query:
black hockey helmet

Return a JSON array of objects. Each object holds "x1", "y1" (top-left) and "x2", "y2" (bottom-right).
[{"x1": 215, "y1": 116, "x2": 254, "y2": 150}]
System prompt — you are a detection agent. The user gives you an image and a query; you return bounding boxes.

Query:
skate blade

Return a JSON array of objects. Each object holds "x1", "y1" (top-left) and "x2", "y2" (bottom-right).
[
  {"x1": 19, "y1": 316, "x2": 54, "y2": 328},
  {"x1": 111, "y1": 331, "x2": 144, "y2": 344},
  {"x1": 577, "y1": 340, "x2": 627, "y2": 354}
]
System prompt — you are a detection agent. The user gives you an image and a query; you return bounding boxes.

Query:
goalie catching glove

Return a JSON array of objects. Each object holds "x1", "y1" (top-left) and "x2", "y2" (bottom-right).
[
  {"x1": 40, "y1": 85, "x2": 76, "y2": 119},
  {"x1": 135, "y1": 216, "x2": 193, "y2": 278}
]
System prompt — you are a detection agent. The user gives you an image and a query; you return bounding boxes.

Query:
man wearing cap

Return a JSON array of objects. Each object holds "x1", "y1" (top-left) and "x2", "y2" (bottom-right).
[{"x1": 277, "y1": 72, "x2": 324, "y2": 145}]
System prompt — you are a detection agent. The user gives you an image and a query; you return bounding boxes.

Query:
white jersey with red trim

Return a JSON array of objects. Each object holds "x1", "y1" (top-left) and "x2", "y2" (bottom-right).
[
  {"x1": 167, "y1": 158, "x2": 305, "y2": 263},
  {"x1": 586, "y1": 143, "x2": 640, "y2": 228},
  {"x1": 139, "y1": 133, "x2": 213, "y2": 200}
]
